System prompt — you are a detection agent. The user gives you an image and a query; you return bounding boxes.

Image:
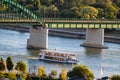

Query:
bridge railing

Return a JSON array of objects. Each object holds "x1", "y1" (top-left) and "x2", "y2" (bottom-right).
[
  {"x1": 41, "y1": 18, "x2": 120, "y2": 24},
  {"x1": 42, "y1": 18, "x2": 120, "y2": 21}
]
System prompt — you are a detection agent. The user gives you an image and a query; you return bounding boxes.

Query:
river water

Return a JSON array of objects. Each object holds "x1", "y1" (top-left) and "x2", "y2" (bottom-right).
[{"x1": 0, "y1": 29, "x2": 119, "y2": 79}]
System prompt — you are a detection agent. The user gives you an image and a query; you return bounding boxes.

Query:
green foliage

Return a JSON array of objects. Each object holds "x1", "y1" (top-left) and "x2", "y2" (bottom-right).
[
  {"x1": 97, "y1": 8, "x2": 104, "y2": 18},
  {"x1": 7, "y1": 71, "x2": 16, "y2": 80},
  {"x1": 26, "y1": 75, "x2": 32, "y2": 80},
  {"x1": 15, "y1": 61, "x2": 27, "y2": 73},
  {"x1": 49, "y1": 70, "x2": 57, "y2": 79},
  {"x1": 31, "y1": 76, "x2": 39, "y2": 80},
  {"x1": 105, "y1": 5, "x2": 117, "y2": 19},
  {"x1": 37, "y1": 0, "x2": 41, "y2": 10},
  {"x1": 21, "y1": 73, "x2": 27, "y2": 80},
  {"x1": 96, "y1": 0, "x2": 112, "y2": 8},
  {"x1": 67, "y1": 64, "x2": 94, "y2": 80},
  {"x1": 38, "y1": 66, "x2": 45, "y2": 77},
  {"x1": 0, "y1": 71, "x2": 5, "y2": 78},
  {"x1": 41, "y1": 0, "x2": 52, "y2": 6},
  {"x1": 0, "y1": 58, "x2": 6, "y2": 71},
  {"x1": 60, "y1": 68, "x2": 67, "y2": 80},
  {"x1": 0, "y1": 3, "x2": 7, "y2": 12},
  {"x1": 81, "y1": 0, "x2": 96, "y2": 5},
  {"x1": 51, "y1": 70, "x2": 57, "y2": 76},
  {"x1": 6, "y1": 56, "x2": 14, "y2": 71},
  {"x1": 80, "y1": 6, "x2": 98, "y2": 19},
  {"x1": 1, "y1": 0, "x2": 120, "y2": 19},
  {"x1": 111, "y1": 74, "x2": 120, "y2": 80}
]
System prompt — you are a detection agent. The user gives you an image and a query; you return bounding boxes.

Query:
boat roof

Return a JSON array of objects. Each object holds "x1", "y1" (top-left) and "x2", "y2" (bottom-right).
[{"x1": 40, "y1": 50, "x2": 76, "y2": 56}]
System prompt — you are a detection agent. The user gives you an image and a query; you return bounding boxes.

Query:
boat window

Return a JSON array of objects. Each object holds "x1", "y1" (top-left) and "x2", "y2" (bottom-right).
[{"x1": 40, "y1": 55, "x2": 43, "y2": 57}]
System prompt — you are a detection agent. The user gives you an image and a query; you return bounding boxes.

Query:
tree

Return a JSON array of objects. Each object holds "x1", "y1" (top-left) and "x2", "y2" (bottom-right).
[
  {"x1": 0, "y1": 58, "x2": 6, "y2": 71},
  {"x1": 97, "y1": 8, "x2": 104, "y2": 18},
  {"x1": 6, "y1": 56, "x2": 14, "y2": 71},
  {"x1": 0, "y1": 3, "x2": 7, "y2": 13},
  {"x1": 67, "y1": 64, "x2": 94, "y2": 80},
  {"x1": 60, "y1": 9, "x2": 78, "y2": 18},
  {"x1": 41, "y1": 0, "x2": 52, "y2": 6},
  {"x1": 7, "y1": 71, "x2": 16, "y2": 80},
  {"x1": 15, "y1": 61, "x2": 27, "y2": 73},
  {"x1": 96, "y1": 0, "x2": 112, "y2": 8},
  {"x1": 0, "y1": 71, "x2": 5, "y2": 78},
  {"x1": 81, "y1": 0, "x2": 96, "y2": 5},
  {"x1": 111, "y1": 74, "x2": 120, "y2": 80},
  {"x1": 71, "y1": 7, "x2": 81, "y2": 17},
  {"x1": 52, "y1": 0, "x2": 64, "y2": 11},
  {"x1": 105, "y1": 5, "x2": 117, "y2": 19},
  {"x1": 80, "y1": 6, "x2": 98, "y2": 19},
  {"x1": 71, "y1": 0, "x2": 82, "y2": 7},
  {"x1": 47, "y1": 5, "x2": 58, "y2": 18},
  {"x1": 51, "y1": 70, "x2": 57, "y2": 76},
  {"x1": 60, "y1": 68, "x2": 67, "y2": 80},
  {"x1": 49, "y1": 70, "x2": 57, "y2": 78},
  {"x1": 37, "y1": 0, "x2": 41, "y2": 10},
  {"x1": 38, "y1": 66, "x2": 45, "y2": 78}
]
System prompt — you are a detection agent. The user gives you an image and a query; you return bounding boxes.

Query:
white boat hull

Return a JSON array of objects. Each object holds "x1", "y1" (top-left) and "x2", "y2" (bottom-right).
[{"x1": 39, "y1": 58, "x2": 78, "y2": 64}]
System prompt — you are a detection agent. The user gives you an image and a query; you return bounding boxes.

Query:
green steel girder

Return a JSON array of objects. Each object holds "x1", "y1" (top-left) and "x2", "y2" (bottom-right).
[{"x1": 0, "y1": 0, "x2": 39, "y2": 20}]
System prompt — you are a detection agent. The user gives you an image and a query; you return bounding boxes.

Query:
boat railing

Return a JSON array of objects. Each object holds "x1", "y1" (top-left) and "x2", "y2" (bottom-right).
[{"x1": 40, "y1": 51, "x2": 76, "y2": 57}]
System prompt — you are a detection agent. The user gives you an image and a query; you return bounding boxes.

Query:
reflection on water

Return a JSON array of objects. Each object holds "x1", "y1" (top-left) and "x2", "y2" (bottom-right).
[
  {"x1": 85, "y1": 48, "x2": 103, "y2": 55},
  {"x1": 28, "y1": 49, "x2": 40, "y2": 56}
]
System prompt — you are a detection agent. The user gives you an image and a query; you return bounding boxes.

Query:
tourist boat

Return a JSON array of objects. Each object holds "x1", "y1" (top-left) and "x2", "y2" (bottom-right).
[{"x1": 39, "y1": 50, "x2": 79, "y2": 64}]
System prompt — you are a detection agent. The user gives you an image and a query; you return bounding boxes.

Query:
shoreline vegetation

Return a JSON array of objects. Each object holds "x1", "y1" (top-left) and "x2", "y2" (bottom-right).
[
  {"x1": 0, "y1": 56, "x2": 94, "y2": 80},
  {"x1": 1, "y1": 0, "x2": 120, "y2": 19},
  {"x1": 0, "y1": 25, "x2": 120, "y2": 44},
  {"x1": 0, "y1": 56, "x2": 120, "y2": 80}
]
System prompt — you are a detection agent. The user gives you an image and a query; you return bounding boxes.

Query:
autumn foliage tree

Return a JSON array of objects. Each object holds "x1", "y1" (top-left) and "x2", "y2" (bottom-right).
[
  {"x1": 38, "y1": 66, "x2": 45, "y2": 78},
  {"x1": 15, "y1": 61, "x2": 27, "y2": 73},
  {"x1": 0, "y1": 58, "x2": 6, "y2": 71},
  {"x1": 49, "y1": 70, "x2": 57, "y2": 78},
  {"x1": 80, "y1": 6, "x2": 98, "y2": 19},
  {"x1": 60, "y1": 68, "x2": 67, "y2": 80},
  {"x1": 67, "y1": 64, "x2": 94, "y2": 80}
]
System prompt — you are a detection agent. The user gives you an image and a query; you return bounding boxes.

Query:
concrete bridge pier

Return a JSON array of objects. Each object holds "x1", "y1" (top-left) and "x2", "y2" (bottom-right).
[
  {"x1": 27, "y1": 26, "x2": 48, "y2": 49},
  {"x1": 81, "y1": 29, "x2": 108, "y2": 49}
]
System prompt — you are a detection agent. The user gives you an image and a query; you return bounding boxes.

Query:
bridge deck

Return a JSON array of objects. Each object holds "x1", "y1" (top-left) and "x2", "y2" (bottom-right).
[{"x1": 0, "y1": 19, "x2": 120, "y2": 28}]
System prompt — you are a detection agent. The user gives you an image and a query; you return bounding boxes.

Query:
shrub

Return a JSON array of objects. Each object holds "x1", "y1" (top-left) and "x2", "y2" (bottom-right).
[
  {"x1": 67, "y1": 64, "x2": 94, "y2": 80},
  {"x1": 31, "y1": 76, "x2": 39, "y2": 80},
  {"x1": 7, "y1": 71, "x2": 16, "y2": 80},
  {"x1": 22, "y1": 73, "x2": 27, "y2": 80},
  {"x1": 26, "y1": 75, "x2": 32, "y2": 80},
  {"x1": 111, "y1": 74, "x2": 120, "y2": 80},
  {"x1": 60, "y1": 68, "x2": 67, "y2": 80},
  {"x1": 0, "y1": 71, "x2": 5, "y2": 78},
  {"x1": 38, "y1": 66, "x2": 45, "y2": 77},
  {"x1": 15, "y1": 61, "x2": 27, "y2": 73},
  {"x1": 49, "y1": 70, "x2": 57, "y2": 79},
  {"x1": 51, "y1": 70, "x2": 57, "y2": 76}
]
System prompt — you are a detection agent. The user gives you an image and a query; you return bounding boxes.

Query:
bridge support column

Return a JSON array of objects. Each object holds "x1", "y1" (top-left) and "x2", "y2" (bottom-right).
[
  {"x1": 81, "y1": 29, "x2": 108, "y2": 49},
  {"x1": 27, "y1": 26, "x2": 48, "y2": 49}
]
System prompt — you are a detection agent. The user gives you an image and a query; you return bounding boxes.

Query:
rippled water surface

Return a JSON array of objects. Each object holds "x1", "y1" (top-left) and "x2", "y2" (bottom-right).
[{"x1": 0, "y1": 29, "x2": 120, "y2": 79}]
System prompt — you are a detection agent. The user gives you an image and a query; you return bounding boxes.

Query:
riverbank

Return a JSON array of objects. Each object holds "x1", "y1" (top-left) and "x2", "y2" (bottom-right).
[{"x1": 0, "y1": 25, "x2": 120, "y2": 44}]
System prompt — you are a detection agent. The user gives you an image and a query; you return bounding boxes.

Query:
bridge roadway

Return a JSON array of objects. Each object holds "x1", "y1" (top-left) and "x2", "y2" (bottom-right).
[{"x1": 0, "y1": 18, "x2": 120, "y2": 28}]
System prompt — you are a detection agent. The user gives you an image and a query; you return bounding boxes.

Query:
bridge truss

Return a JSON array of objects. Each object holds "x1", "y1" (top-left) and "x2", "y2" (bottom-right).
[{"x1": 0, "y1": 0, "x2": 120, "y2": 28}]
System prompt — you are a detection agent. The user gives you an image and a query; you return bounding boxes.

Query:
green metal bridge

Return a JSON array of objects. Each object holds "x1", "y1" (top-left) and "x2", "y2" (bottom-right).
[{"x1": 0, "y1": 0, "x2": 120, "y2": 28}]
